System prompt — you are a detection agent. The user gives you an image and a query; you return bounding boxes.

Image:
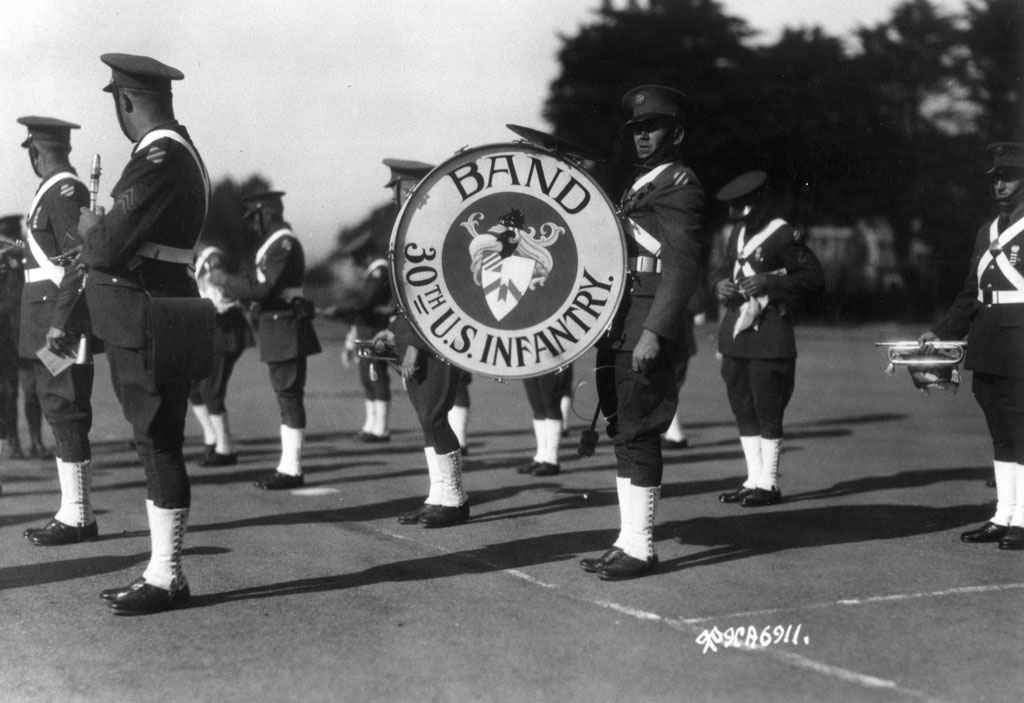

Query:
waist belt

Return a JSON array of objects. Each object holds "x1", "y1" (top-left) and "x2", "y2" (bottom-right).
[
  {"x1": 628, "y1": 255, "x2": 662, "y2": 274},
  {"x1": 979, "y1": 289, "x2": 1024, "y2": 304},
  {"x1": 136, "y1": 242, "x2": 194, "y2": 265},
  {"x1": 279, "y1": 287, "x2": 305, "y2": 302},
  {"x1": 24, "y1": 267, "x2": 60, "y2": 284}
]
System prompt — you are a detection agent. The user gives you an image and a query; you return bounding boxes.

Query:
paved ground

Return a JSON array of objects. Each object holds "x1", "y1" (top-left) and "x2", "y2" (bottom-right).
[{"x1": 1, "y1": 319, "x2": 1021, "y2": 703}]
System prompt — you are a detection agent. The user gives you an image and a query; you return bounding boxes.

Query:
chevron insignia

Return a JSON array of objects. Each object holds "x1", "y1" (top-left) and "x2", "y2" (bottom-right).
[
  {"x1": 60, "y1": 183, "x2": 75, "y2": 198},
  {"x1": 146, "y1": 146, "x2": 166, "y2": 164}
]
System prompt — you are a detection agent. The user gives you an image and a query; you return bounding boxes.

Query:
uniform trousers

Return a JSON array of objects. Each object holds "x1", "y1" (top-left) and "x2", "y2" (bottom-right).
[
  {"x1": 358, "y1": 357, "x2": 391, "y2": 402},
  {"x1": 720, "y1": 356, "x2": 795, "y2": 439},
  {"x1": 268, "y1": 357, "x2": 307, "y2": 429},
  {"x1": 406, "y1": 354, "x2": 459, "y2": 454},
  {"x1": 596, "y1": 345, "x2": 682, "y2": 487},
  {"x1": 105, "y1": 345, "x2": 190, "y2": 509},
  {"x1": 525, "y1": 372, "x2": 564, "y2": 420},
  {"x1": 453, "y1": 371, "x2": 472, "y2": 407},
  {"x1": 0, "y1": 353, "x2": 17, "y2": 441},
  {"x1": 973, "y1": 372, "x2": 1024, "y2": 464},
  {"x1": 32, "y1": 360, "x2": 93, "y2": 461},
  {"x1": 189, "y1": 347, "x2": 244, "y2": 414}
]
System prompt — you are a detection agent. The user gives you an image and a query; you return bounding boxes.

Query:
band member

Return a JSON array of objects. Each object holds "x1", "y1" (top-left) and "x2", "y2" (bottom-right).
[
  {"x1": 0, "y1": 214, "x2": 24, "y2": 469},
  {"x1": 190, "y1": 243, "x2": 251, "y2": 466},
  {"x1": 13, "y1": 117, "x2": 98, "y2": 547},
  {"x1": 338, "y1": 162, "x2": 426, "y2": 443},
  {"x1": 922, "y1": 142, "x2": 1024, "y2": 551},
  {"x1": 712, "y1": 171, "x2": 824, "y2": 507},
  {"x1": 78, "y1": 53, "x2": 210, "y2": 614},
  {"x1": 207, "y1": 190, "x2": 321, "y2": 490},
  {"x1": 372, "y1": 158, "x2": 469, "y2": 528},
  {"x1": 579, "y1": 85, "x2": 704, "y2": 580},
  {"x1": 518, "y1": 367, "x2": 572, "y2": 476}
]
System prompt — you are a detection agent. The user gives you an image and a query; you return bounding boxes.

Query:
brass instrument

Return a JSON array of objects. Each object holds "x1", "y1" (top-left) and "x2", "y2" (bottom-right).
[{"x1": 89, "y1": 154, "x2": 101, "y2": 214}]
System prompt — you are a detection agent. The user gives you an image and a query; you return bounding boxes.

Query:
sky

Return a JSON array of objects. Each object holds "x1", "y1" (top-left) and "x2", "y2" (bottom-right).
[{"x1": 1, "y1": 0, "x2": 965, "y2": 263}]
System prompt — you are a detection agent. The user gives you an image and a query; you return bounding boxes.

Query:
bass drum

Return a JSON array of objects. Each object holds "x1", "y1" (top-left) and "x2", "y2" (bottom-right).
[{"x1": 390, "y1": 142, "x2": 626, "y2": 380}]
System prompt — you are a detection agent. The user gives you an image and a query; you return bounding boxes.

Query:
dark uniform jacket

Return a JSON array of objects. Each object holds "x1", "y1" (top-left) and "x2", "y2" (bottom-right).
[
  {"x1": 714, "y1": 216, "x2": 824, "y2": 359},
  {"x1": 214, "y1": 226, "x2": 321, "y2": 363},
  {"x1": 82, "y1": 122, "x2": 207, "y2": 349},
  {"x1": 600, "y1": 157, "x2": 704, "y2": 353},
  {"x1": 20, "y1": 168, "x2": 90, "y2": 357},
  {"x1": 355, "y1": 258, "x2": 394, "y2": 339},
  {"x1": 0, "y1": 250, "x2": 22, "y2": 370},
  {"x1": 932, "y1": 210, "x2": 1024, "y2": 378}
]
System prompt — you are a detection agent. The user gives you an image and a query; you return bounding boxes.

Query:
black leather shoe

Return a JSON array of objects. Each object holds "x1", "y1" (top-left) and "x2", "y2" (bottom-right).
[
  {"x1": 596, "y1": 550, "x2": 659, "y2": 581},
  {"x1": 106, "y1": 579, "x2": 191, "y2": 615},
  {"x1": 357, "y1": 431, "x2": 390, "y2": 444},
  {"x1": 986, "y1": 477, "x2": 997, "y2": 488},
  {"x1": 998, "y1": 526, "x2": 1024, "y2": 550},
  {"x1": 202, "y1": 451, "x2": 238, "y2": 467},
  {"x1": 662, "y1": 438, "x2": 689, "y2": 449},
  {"x1": 532, "y1": 462, "x2": 560, "y2": 476},
  {"x1": 580, "y1": 547, "x2": 623, "y2": 573},
  {"x1": 398, "y1": 504, "x2": 428, "y2": 525},
  {"x1": 741, "y1": 487, "x2": 782, "y2": 507},
  {"x1": 961, "y1": 521, "x2": 1010, "y2": 543},
  {"x1": 254, "y1": 472, "x2": 304, "y2": 490},
  {"x1": 419, "y1": 503, "x2": 470, "y2": 528},
  {"x1": 517, "y1": 461, "x2": 541, "y2": 475},
  {"x1": 24, "y1": 519, "x2": 98, "y2": 546},
  {"x1": 719, "y1": 486, "x2": 754, "y2": 504}
]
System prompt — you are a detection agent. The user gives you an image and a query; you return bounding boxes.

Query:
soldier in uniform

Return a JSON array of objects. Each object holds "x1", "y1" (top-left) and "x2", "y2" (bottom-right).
[
  {"x1": 207, "y1": 190, "x2": 321, "y2": 490},
  {"x1": 712, "y1": 171, "x2": 824, "y2": 508},
  {"x1": 922, "y1": 142, "x2": 1024, "y2": 551},
  {"x1": 579, "y1": 85, "x2": 704, "y2": 580},
  {"x1": 190, "y1": 242, "x2": 251, "y2": 466},
  {"x1": 372, "y1": 158, "x2": 469, "y2": 528},
  {"x1": 0, "y1": 214, "x2": 24, "y2": 468},
  {"x1": 78, "y1": 53, "x2": 210, "y2": 614},
  {"x1": 11, "y1": 117, "x2": 99, "y2": 546}
]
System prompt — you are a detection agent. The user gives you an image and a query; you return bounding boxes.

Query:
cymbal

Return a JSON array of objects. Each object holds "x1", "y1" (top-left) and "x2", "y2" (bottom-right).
[{"x1": 505, "y1": 124, "x2": 603, "y2": 162}]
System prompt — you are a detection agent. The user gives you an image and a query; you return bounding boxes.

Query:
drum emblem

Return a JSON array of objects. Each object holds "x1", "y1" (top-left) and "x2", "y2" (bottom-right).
[{"x1": 464, "y1": 208, "x2": 564, "y2": 321}]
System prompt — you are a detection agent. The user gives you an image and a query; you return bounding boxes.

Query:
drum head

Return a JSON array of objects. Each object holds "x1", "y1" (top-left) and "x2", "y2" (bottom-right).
[{"x1": 389, "y1": 143, "x2": 627, "y2": 380}]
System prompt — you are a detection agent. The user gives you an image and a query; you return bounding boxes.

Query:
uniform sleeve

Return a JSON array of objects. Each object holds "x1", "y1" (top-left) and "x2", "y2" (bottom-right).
[
  {"x1": 931, "y1": 231, "x2": 984, "y2": 340},
  {"x1": 642, "y1": 175, "x2": 704, "y2": 340},
  {"x1": 764, "y1": 228, "x2": 825, "y2": 307},
  {"x1": 49, "y1": 182, "x2": 90, "y2": 331},
  {"x1": 82, "y1": 143, "x2": 186, "y2": 269},
  {"x1": 362, "y1": 265, "x2": 390, "y2": 311}
]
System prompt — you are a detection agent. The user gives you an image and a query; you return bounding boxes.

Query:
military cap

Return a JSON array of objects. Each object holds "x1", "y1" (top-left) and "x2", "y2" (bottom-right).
[
  {"x1": 986, "y1": 142, "x2": 1024, "y2": 174},
  {"x1": 0, "y1": 213, "x2": 24, "y2": 239},
  {"x1": 0, "y1": 213, "x2": 24, "y2": 227},
  {"x1": 621, "y1": 85, "x2": 692, "y2": 127},
  {"x1": 716, "y1": 170, "x2": 768, "y2": 203},
  {"x1": 16, "y1": 116, "x2": 80, "y2": 148},
  {"x1": 383, "y1": 158, "x2": 434, "y2": 188},
  {"x1": 100, "y1": 53, "x2": 184, "y2": 93},
  {"x1": 241, "y1": 190, "x2": 286, "y2": 219}
]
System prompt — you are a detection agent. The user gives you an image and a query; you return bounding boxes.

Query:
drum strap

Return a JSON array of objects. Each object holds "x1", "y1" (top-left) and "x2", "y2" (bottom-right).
[
  {"x1": 622, "y1": 163, "x2": 674, "y2": 257},
  {"x1": 733, "y1": 219, "x2": 788, "y2": 280},
  {"x1": 135, "y1": 129, "x2": 211, "y2": 220},
  {"x1": 25, "y1": 171, "x2": 83, "y2": 286},
  {"x1": 255, "y1": 228, "x2": 293, "y2": 283},
  {"x1": 977, "y1": 216, "x2": 1024, "y2": 302}
]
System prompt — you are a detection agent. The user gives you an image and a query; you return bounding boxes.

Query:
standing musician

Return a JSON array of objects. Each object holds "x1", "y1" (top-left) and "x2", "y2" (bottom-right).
[
  {"x1": 922, "y1": 142, "x2": 1024, "y2": 551},
  {"x1": 78, "y1": 53, "x2": 210, "y2": 614},
  {"x1": 207, "y1": 190, "x2": 321, "y2": 490},
  {"x1": 190, "y1": 242, "x2": 252, "y2": 466},
  {"x1": 579, "y1": 85, "x2": 705, "y2": 580},
  {"x1": 14, "y1": 117, "x2": 98, "y2": 546},
  {"x1": 372, "y1": 158, "x2": 470, "y2": 528},
  {"x1": 712, "y1": 171, "x2": 824, "y2": 508}
]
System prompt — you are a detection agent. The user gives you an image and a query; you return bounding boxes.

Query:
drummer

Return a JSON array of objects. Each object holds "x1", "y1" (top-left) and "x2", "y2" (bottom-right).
[
  {"x1": 579, "y1": 85, "x2": 706, "y2": 580},
  {"x1": 372, "y1": 158, "x2": 470, "y2": 528}
]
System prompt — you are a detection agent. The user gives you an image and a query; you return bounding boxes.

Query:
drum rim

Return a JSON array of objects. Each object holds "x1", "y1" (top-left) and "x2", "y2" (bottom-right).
[{"x1": 388, "y1": 141, "x2": 627, "y2": 380}]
